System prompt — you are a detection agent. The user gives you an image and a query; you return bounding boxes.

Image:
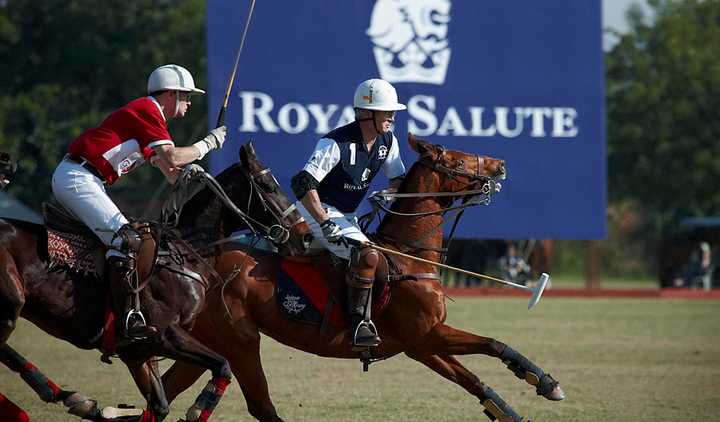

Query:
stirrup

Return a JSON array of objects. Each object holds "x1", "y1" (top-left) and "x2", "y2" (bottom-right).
[
  {"x1": 352, "y1": 320, "x2": 380, "y2": 348},
  {"x1": 124, "y1": 310, "x2": 153, "y2": 340}
]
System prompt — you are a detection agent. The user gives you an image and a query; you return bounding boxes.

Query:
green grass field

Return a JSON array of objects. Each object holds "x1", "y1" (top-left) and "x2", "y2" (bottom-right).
[{"x1": 2, "y1": 296, "x2": 719, "y2": 421}]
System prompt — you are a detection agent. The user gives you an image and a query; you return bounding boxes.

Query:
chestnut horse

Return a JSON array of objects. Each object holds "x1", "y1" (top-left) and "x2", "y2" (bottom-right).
[
  {"x1": 0, "y1": 145, "x2": 309, "y2": 422},
  {"x1": 157, "y1": 135, "x2": 565, "y2": 422}
]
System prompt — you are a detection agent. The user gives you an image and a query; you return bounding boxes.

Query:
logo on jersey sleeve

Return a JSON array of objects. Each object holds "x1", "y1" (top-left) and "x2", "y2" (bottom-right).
[
  {"x1": 367, "y1": 0, "x2": 452, "y2": 85},
  {"x1": 378, "y1": 145, "x2": 388, "y2": 159}
]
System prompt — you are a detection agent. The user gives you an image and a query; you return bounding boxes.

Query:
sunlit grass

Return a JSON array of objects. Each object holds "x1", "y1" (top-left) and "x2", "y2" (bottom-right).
[{"x1": 2, "y1": 297, "x2": 719, "y2": 421}]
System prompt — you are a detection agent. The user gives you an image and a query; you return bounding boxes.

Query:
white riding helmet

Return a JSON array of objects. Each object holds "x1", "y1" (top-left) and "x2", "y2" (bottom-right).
[
  {"x1": 353, "y1": 78, "x2": 406, "y2": 111},
  {"x1": 147, "y1": 64, "x2": 205, "y2": 95}
]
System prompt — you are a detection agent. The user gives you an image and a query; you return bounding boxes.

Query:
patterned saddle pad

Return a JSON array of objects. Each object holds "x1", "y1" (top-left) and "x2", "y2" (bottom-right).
[
  {"x1": 47, "y1": 229, "x2": 104, "y2": 276},
  {"x1": 275, "y1": 259, "x2": 390, "y2": 328}
]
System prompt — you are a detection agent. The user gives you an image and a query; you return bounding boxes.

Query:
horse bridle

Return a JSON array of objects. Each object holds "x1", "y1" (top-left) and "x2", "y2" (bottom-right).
[
  {"x1": 239, "y1": 165, "x2": 305, "y2": 245},
  {"x1": 368, "y1": 146, "x2": 503, "y2": 259}
]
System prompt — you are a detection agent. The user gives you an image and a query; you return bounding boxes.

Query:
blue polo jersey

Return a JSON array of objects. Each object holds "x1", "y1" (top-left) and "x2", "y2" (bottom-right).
[{"x1": 302, "y1": 121, "x2": 405, "y2": 213}]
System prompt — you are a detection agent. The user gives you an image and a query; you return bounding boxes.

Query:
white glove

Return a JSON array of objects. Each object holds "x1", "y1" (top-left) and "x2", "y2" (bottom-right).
[{"x1": 193, "y1": 126, "x2": 227, "y2": 159}]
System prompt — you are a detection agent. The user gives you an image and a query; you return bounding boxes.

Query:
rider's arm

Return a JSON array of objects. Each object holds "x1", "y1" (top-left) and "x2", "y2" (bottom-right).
[
  {"x1": 291, "y1": 138, "x2": 340, "y2": 223},
  {"x1": 149, "y1": 153, "x2": 180, "y2": 184},
  {"x1": 150, "y1": 126, "x2": 227, "y2": 184},
  {"x1": 300, "y1": 189, "x2": 328, "y2": 223}
]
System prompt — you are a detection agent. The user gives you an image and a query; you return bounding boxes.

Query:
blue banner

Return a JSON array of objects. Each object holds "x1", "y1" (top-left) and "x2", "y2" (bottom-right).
[{"x1": 208, "y1": 0, "x2": 606, "y2": 239}]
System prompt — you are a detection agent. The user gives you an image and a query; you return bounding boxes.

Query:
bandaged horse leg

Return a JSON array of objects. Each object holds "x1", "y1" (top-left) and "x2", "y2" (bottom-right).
[
  {"x1": 0, "y1": 344, "x2": 101, "y2": 420},
  {"x1": 405, "y1": 352, "x2": 526, "y2": 422},
  {"x1": 346, "y1": 247, "x2": 380, "y2": 347},
  {"x1": 415, "y1": 322, "x2": 565, "y2": 401},
  {"x1": 499, "y1": 345, "x2": 564, "y2": 401},
  {"x1": 108, "y1": 223, "x2": 154, "y2": 340}
]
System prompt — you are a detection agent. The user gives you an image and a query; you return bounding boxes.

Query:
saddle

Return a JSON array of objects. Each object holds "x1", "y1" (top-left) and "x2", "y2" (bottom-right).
[{"x1": 42, "y1": 201, "x2": 156, "y2": 283}]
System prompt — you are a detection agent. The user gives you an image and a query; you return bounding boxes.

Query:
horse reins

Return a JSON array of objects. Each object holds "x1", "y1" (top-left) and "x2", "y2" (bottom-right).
[{"x1": 367, "y1": 149, "x2": 504, "y2": 260}]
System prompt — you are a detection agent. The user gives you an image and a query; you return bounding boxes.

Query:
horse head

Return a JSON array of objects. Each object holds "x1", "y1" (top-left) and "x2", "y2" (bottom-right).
[
  {"x1": 236, "y1": 141, "x2": 312, "y2": 256},
  {"x1": 408, "y1": 133, "x2": 505, "y2": 197},
  {"x1": 172, "y1": 144, "x2": 310, "y2": 256}
]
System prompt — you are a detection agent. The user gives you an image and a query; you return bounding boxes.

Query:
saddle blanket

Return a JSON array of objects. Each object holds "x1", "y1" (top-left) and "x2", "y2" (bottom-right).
[
  {"x1": 276, "y1": 259, "x2": 344, "y2": 326},
  {"x1": 276, "y1": 259, "x2": 390, "y2": 327},
  {"x1": 47, "y1": 229, "x2": 102, "y2": 276}
]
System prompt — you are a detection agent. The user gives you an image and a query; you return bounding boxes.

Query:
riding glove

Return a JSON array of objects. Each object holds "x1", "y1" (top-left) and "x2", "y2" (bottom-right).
[
  {"x1": 193, "y1": 125, "x2": 227, "y2": 160},
  {"x1": 320, "y1": 219, "x2": 346, "y2": 246}
]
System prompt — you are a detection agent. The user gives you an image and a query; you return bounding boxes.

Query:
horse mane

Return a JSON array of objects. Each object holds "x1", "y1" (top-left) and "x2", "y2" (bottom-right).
[{"x1": 175, "y1": 164, "x2": 245, "y2": 252}]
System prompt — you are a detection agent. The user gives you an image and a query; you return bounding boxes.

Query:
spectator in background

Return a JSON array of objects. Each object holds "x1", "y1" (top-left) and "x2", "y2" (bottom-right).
[
  {"x1": 498, "y1": 242, "x2": 531, "y2": 286},
  {"x1": 682, "y1": 241, "x2": 713, "y2": 290}
]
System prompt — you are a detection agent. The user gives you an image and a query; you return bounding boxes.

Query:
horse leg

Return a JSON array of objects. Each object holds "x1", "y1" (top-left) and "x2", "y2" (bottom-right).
[
  {"x1": 155, "y1": 325, "x2": 232, "y2": 422},
  {"x1": 0, "y1": 392, "x2": 30, "y2": 422},
  {"x1": 222, "y1": 340, "x2": 282, "y2": 421},
  {"x1": 101, "y1": 357, "x2": 170, "y2": 422},
  {"x1": 161, "y1": 360, "x2": 207, "y2": 404},
  {"x1": 162, "y1": 324, "x2": 283, "y2": 421},
  {"x1": 405, "y1": 352, "x2": 526, "y2": 421},
  {"x1": 416, "y1": 323, "x2": 565, "y2": 401},
  {"x1": 0, "y1": 344, "x2": 101, "y2": 420},
  {"x1": 0, "y1": 250, "x2": 23, "y2": 347}
]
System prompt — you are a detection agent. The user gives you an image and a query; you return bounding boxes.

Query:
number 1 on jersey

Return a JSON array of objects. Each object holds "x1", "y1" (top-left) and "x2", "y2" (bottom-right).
[{"x1": 349, "y1": 143, "x2": 356, "y2": 166}]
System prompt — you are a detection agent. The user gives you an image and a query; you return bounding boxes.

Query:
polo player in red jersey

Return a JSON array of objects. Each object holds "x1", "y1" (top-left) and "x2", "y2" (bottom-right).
[{"x1": 51, "y1": 64, "x2": 226, "y2": 340}]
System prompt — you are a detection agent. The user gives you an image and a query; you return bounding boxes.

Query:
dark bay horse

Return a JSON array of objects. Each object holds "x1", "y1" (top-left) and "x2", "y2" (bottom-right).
[
  {"x1": 159, "y1": 135, "x2": 565, "y2": 422},
  {"x1": 0, "y1": 146, "x2": 309, "y2": 422}
]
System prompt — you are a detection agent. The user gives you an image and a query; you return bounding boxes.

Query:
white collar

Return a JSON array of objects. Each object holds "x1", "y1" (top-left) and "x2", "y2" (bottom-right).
[{"x1": 148, "y1": 96, "x2": 167, "y2": 122}]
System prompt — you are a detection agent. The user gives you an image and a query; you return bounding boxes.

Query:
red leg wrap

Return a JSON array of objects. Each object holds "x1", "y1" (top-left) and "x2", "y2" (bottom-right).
[
  {"x1": 196, "y1": 377, "x2": 231, "y2": 422},
  {"x1": 141, "y1": 409, "x2": 155, "y2": 422},
  {"x1": 21, "y1": 362, "x2": 59, "y2": 401},
  {"x1": 0, "y1": 393, "x2": 30, "y2": 422}
]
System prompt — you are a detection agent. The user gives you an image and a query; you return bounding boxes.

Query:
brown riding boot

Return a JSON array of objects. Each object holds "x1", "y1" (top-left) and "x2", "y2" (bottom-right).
[
  {"x1": 346, "y1": 247, "x2": 381, "y2": 348},
  {"x1": 107, "y1": 255, "x2": 154, "y2": 341}
]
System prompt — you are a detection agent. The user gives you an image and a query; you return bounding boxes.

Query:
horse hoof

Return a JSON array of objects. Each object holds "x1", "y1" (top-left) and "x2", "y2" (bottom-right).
[{"x1": 544, "y1": 384, "x2": 565, "y2": 401}]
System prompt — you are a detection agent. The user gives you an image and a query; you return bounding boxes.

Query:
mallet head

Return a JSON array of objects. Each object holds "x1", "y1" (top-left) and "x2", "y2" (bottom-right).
[{"x1": 528, "y1": 272, "x2": 550, "y2": 309}]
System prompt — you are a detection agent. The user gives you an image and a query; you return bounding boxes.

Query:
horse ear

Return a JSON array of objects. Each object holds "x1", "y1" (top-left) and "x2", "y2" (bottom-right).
[
  {"x1": 239, "y1": 145, "x2": 248, "y2": 166},
  {"x1": 239, "y1": 140, "x2": 256, "y2": 166},
  {"x1": 408, "y1": 133, "x2": 433, "y2": 155}
]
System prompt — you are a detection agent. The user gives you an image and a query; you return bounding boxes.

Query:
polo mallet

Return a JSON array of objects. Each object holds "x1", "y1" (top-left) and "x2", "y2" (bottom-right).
[
  {"x1": 351, "y1": 239, "x2": 550, "y2": 309},
  {"x1": 216, "y1": 0, "x2": 257, "y2": 128}
]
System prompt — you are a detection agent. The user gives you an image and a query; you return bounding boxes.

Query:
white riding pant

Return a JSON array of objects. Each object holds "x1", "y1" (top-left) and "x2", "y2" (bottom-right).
[
  {"x1": 296, "y1": 201, "x2": 368, "y2": 260},
  {"x1": 51, "y1": 157, "x2": 129, "y2": 252}
]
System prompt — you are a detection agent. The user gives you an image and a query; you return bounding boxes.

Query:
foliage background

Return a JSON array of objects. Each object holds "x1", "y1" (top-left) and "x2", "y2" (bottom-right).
[{"x1": 0, "y1": 0, "x2": 207, "y2": 217}]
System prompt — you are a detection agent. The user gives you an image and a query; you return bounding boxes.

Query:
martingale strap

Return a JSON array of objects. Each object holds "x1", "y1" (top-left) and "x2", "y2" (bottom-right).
[{"x1": 387, "y1": 272, "x2": 440, "y2": 282}]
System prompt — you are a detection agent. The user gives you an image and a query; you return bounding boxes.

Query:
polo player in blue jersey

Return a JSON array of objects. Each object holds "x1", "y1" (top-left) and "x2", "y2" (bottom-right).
[{"x1": 291, "y1": 78, "x2": 406, "y2": 348}]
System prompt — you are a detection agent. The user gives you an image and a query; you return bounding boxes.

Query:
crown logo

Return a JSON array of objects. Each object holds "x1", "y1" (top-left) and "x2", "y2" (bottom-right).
[{"x1": 367, "y1": 0, "x2": 451, "y2": 85}]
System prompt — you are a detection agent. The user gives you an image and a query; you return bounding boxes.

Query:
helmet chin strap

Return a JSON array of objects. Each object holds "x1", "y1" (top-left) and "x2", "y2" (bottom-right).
[
  {"x1": 357, "y1": 110, "x2": 383, "y2": 135},
  {"x1": 173, "y1": 90, "x2": 181, "y2": 118}
]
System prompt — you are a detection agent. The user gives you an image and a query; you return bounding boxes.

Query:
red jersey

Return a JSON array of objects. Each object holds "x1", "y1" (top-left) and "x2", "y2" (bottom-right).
[{"x1": 68, "y1": 97, "x2": 173, "y2": 185}]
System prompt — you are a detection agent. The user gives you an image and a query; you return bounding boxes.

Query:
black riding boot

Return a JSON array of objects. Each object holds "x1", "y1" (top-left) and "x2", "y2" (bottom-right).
[
  {"x1": 107, "y1": 256, "x2": 153, "y2": 341},
  {"x1": 347, "y1": 286, "x2": 380, "y2": 347}
]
